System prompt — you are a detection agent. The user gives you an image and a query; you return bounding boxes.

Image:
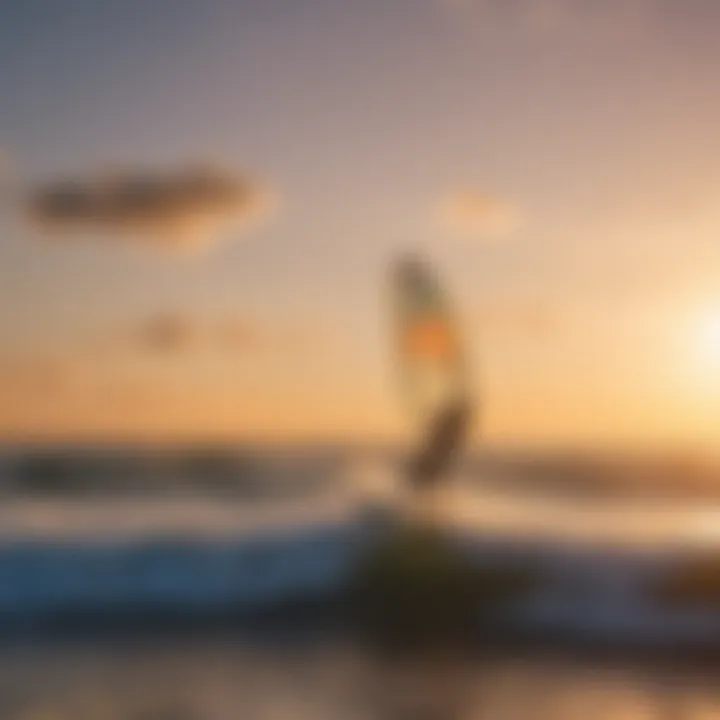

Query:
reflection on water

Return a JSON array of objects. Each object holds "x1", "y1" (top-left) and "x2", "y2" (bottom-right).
[{"x1": 1, "y1": 638, "x2": 720, "y2": 719}]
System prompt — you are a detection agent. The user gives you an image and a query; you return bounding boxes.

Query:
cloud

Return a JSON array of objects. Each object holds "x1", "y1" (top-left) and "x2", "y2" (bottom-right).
[
  {"x1": 26, "y1": 166, "x2": 277, "y2": 252},
  {"x1": 129, "y1": 312, "x2": 290, "y2": 356},
  {"x1": 135, "y1": 313, "x2": 201, "y2": 353},
  {"x1": 438, "y1": 190, "x2": 522, "y2": 240}
]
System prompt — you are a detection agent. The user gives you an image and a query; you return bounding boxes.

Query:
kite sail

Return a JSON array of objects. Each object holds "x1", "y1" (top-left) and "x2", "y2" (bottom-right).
[{"x1": 392, "y1": 254, "x2": 474, "y2": 489}]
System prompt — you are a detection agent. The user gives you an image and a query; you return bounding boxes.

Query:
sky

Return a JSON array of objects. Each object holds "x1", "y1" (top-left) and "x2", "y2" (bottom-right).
[{"x1": 3, "y1": 0, "x2": 720, "y2": 449}]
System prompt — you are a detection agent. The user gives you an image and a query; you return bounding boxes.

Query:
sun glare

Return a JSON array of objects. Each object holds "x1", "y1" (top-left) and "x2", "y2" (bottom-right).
[
  {"x1": 696, "y1": 314, "x2": 720, "y2": 366},
  {"x1": 689, "y1": 310, "x2": 720, "y2": 397}
]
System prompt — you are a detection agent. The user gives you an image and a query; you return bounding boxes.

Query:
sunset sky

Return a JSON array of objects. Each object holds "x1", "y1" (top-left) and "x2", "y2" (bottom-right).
[{"x1": 3, "y1": 0, "x2": 720, "y2": 448}]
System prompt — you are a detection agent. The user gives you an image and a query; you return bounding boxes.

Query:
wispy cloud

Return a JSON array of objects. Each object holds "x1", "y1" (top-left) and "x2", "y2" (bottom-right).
[
  {"x1": 128, "y1": 312, "x2": 308, "y2": 357},
  {"x1": 25, "y1": 166, "x2": 278, "y2": 252},
  {"x1": 438, "y1": 189, "x2": 522, "y2": 240},
  {"x1": 130, "y1": 313, "x2": 255, "y2": 355}
]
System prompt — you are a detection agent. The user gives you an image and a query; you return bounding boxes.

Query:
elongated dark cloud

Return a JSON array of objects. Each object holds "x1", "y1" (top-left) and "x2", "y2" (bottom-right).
[{"x1": 27, "y1": 166, "x2": 277, "y2": 251}]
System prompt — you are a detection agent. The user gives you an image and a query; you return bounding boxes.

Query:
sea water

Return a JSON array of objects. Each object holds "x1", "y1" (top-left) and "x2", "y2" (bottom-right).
[{"x1": 1, "y1": 446, "x2": 720, "y2": 717}]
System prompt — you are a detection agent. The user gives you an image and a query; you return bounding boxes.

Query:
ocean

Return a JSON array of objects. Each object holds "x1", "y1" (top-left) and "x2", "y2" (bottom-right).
[{"x1": 0, "y1": 444, "x2": 720, "y2": 718}]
